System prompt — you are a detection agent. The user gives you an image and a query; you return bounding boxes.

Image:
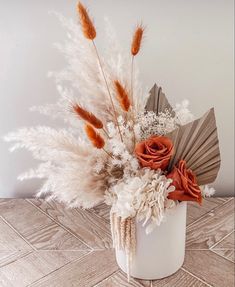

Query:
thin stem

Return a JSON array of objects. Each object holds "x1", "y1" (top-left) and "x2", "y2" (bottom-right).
[
  {"x1": 130, "y1": 55, "x2": 136, "y2": 147},
  {"x1": 130, "y1": 55, "x2": 134, "y2": 110},
  {"x1": 92, "y1": 40, "x2": 123, "y2": 142},
  {"x1": 102, "y1": 148, "x2": 114, "y2": 159},
  {"x1": 102, "y1": 127, "x2": 110, "y2": 138}
]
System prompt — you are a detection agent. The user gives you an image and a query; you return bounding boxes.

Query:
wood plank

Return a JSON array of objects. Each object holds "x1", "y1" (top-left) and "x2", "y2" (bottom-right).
[
  {"x1": 91, "y1": 203, "x2": 111, "y2": 221},
  {"x1": 0, "y1": 199, "x2": 88, "y2": 250},
  {"x1": 0, "y1": 250, "x2": 87, "y2": 287},
  {"x1": 151, "y1": 269, "x2": 208, "y2": 287},
  {"x1": 183, "y1": 250, "x2": 234, "y2": 287},
  {"x1": 212, "y1": 231, "x2": 234, "y2": 262},
  {"x1": 186, "y1": 199, "x2": 234, "y2": 249},
  {"x1": 0, "y1": 217, "x2": 32, "y2": 251},
  {"x1": 136, "y1": 279, "x2": 152, "y2": 287},
  {"x1": 186, "y1": 198, "x2": 220, "y2": 225},
  {"x1": 96, "y1": 270, "x2": 144, "y2": 287},
  {"x1": 212, "y1": 231, "x2": 234, "y2": 249},
  {"x1": 208, "y1": 197, "x2": 231, "y2": 204},
  {"x1": 212, "y1": 248, "x2": 234, "y2": 263},
  {"x1": 31, "y1": 250, "x2": 119, "y2": 287},
  {"x1": 0, "y1": 251, "x2": 32, "y2": 268},
  {"x1": 30, "y1": 199, "x2": 112, "y2": 249}
]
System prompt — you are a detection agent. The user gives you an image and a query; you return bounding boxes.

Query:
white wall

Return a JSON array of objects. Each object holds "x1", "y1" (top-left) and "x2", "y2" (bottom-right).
[{"x1": 0, "y1": 0, "x2": 234, "y2": 197}]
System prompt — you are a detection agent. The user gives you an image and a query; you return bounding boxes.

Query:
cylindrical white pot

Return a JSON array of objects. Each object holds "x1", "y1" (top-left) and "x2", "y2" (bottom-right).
[{"x1": 115, "y1": 202, "x2": 187, "y2": 280}]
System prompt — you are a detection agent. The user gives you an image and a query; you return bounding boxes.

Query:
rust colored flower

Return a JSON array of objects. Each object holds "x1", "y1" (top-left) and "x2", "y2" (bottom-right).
[
  {"x1": 167, "y1": 160, "x2": 202, "y2": 204},
  {"x1": 131, "y1": 25, "x2": 144, "y2": 56},
  {"x1": 134, "y1": 136, "x2": 173, "y2": 170},
  {"x1": 72, "y1": 104, "x2": 103, "y2": 129},
  {"x1": 85, "y1": 124, "x2": 105, "y2": 149},
  {"x1": 77, "y1": 2, "x2": 96, "y2": 40},
  {"x1": 114, "y1": 80, "x2": 131, "y2": 112}
]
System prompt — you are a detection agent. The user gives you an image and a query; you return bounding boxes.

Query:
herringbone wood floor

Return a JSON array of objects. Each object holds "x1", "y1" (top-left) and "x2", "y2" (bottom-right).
[{"x1": 0, "y1": 198, "x2": 234, "y2": 287}]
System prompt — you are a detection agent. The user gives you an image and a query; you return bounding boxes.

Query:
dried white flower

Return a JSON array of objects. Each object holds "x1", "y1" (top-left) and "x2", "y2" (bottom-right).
[
  {"x1": 174, "y1": 100, "x2": 194, "y2": 125},
  {"x1": 108, "y1": 168, "x2": 175, "y2": 233},
  {"x1": 201, "y1": 185, "x2": 215, "y2": 197}
]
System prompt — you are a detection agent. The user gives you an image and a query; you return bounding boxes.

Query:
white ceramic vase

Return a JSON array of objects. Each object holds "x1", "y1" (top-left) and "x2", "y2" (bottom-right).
[{"x1": 115, "y1": 202, "x2": 187, "y2": 280}]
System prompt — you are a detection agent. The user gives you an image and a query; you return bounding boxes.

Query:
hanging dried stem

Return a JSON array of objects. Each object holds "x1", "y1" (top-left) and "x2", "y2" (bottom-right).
[
  {"x1": 130, "y1": 217, "x2": 136, "y2": 261},
  {"x1": 77, "y1": 2, "x2": 96, "y2": 40},
  {"x1": 110, "y1": 213, "x2": 136, "y2": 281},
  {"x1": 120, "y1": 218, "x2": 127, "y2": 249},
  {"x1": 125, "y1": 218, "x2": 131, "y2": 281},
  {"x1": 72, "y1": 104, "x2": 103, "y2": 129},
  {"x1": 114, "y1": 80, "x2": 131, "y2": 112},
  {"x1": 85, "y1": 124, "x2": 105, "y2": 149}
]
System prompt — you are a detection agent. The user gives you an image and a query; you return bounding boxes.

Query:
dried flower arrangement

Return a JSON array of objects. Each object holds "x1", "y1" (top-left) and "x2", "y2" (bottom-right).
[{"x1": 4, "y1": 2, "x2": 221, "y2": 280}]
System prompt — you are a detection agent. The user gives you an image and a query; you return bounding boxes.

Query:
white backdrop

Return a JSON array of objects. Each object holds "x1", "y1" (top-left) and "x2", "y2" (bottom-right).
[{"x1": 0, "y1": 0, "x2": 234, "y2": 197}]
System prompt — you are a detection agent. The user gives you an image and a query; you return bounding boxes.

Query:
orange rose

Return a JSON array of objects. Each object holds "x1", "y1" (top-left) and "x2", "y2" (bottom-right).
[
  {"x1": 134, "y1": 136, "x2": 174, "y2": 170},
  {"x1": 167, "y1": 160, "x2": 202, "y2": 204}
]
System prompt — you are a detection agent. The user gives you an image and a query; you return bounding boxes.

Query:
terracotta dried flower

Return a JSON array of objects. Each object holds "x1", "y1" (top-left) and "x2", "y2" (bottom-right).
[
  {"x1": 131, "y1": 25, "x2": 144, "y2": 56},
  {"x1": 77, "y1": 2, "x2": 96, "y2": 40},
  {"x1": 114, "y1": 80, "x2": 131, "y2": 112},
  {"x1": 85, "y1": 124, "x2": 105, "y2": 149},
  {"x1": 72, "y1": 104, "x2": 103, "y2": 129}
]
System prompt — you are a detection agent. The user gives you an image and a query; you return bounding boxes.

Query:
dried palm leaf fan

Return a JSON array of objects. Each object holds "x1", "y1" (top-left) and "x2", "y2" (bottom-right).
[
  {"x1": 145, "y1": 84, "x2": 220, "y2": 185},
  {"x1": 166, "y1": 108, "x2": 221, "y2": 185},
  {"x1": 145, "y1": 83, "x2": 175, "y2": 117}
]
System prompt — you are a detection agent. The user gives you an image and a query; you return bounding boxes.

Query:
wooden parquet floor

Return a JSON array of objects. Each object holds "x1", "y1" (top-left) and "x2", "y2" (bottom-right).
[{"x1": 0, "y1": 198, "x2": 234, "y2": 287}]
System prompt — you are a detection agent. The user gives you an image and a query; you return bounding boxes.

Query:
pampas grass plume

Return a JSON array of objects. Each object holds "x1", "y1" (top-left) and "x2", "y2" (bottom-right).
[
  {"x1": 73, "y1": 104, "x2": 103, "y2": 129},
  {"x1": 131, "y1": 25, "x2": 144, "y2": 56},
  {"x1": 77, "y1": 2, "x2": 96, "y2": 40},
  {"x1": 114, "y1": 80, "x2": 130, "y2": 112},
  {"x1": 85, "y1": 124, "x2": 105, "y2": 149}
]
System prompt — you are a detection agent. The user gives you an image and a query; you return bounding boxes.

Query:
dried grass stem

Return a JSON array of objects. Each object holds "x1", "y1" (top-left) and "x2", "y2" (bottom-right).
[{"x1": 92, "y1": 41, "x2": 123, "y2": 142}]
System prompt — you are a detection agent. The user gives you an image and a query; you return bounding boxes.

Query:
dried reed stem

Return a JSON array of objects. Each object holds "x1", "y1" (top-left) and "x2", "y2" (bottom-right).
[
  {"x1": 102, "y1": 128, "x2": 110, "y2": 138},
  {"x1": 130, "y1": 55, "x2": 134, "y2": 112},
  {"x1": 92, "y1": 41, "x2": 123, "y2": 142},
  {"x1": 130, "y1": 217, "x2": 136, "y2": 261},
  {"x1": 102, "y1": 148, "x2": 114, "y2": 159},
  {"x1": 125, "y1": 218, "x2": 131, "y2": 282},
  {"x1": 120, "y1": 218, "x2": 126, "y2": 249},
  {"x1": 130, "y1": 25, "x2": 144, "y2": 147},
  {"x1": 110, "y1": 213, "x2": 136, "y2": 281}
]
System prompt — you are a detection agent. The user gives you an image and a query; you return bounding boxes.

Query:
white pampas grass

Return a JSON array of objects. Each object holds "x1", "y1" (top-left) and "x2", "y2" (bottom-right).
[{"x1": 4, "y1": 127, "x2": 108, "y2": 208}]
